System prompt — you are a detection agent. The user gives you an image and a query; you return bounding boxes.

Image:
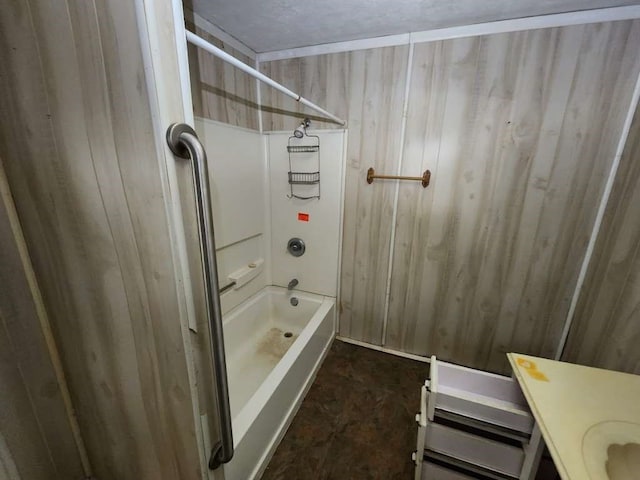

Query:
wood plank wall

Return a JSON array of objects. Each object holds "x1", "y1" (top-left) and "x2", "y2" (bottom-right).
[
  {"x1": 562, "y1": 101, "x2": 640, "y2": 374},
  {"x1": 388, "y1": 22, "x2": 640, "y2": 373},
  {"x1": 260, "y1": 20, "x2": 640, "y2": 374},
  {"x1": 187, "y1": 20, "x2": 260, "y2": 129},
  {"x1": 0, "y1": 1, "x2": 202, "y2": 479},
  {"x1": 0, "y1": 160, "x2": 84, "y2": 480}
]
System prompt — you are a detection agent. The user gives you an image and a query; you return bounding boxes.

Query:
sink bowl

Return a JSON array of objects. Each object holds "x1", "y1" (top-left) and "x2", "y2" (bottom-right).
[{"x1": 582, "y1": 421, "x2": 640, "y2": 480}]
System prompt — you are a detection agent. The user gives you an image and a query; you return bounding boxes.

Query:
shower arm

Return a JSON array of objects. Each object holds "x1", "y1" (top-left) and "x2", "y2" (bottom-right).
[
  {"x1": 185, "y1": 31, "x2": 346, "y2": 126},
  {"x1": 166, "y1": 123, "x2": 234, "y2": 470}
]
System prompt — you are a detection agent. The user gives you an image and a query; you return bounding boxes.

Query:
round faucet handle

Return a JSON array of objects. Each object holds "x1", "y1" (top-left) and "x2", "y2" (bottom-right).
[{"x1": 287, "y1": 238, "x2": 306, "y2": 257}]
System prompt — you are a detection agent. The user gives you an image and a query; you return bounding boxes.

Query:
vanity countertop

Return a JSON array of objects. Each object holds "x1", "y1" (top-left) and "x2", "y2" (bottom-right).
[{"x1": 507, "y1": 353, "x2": 640, "y2": 480}]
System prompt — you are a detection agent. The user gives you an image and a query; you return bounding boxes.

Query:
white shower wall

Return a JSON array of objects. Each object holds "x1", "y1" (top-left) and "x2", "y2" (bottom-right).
[
  {"x1": 267, "y1": 130, "x2": 346, "y2": 297},
  {"x1": 195, "y1": 119, "x2": 346, "y2": 313},
  {"x1": 195, "y1": 118, "x2": 268, "y2": 314}
]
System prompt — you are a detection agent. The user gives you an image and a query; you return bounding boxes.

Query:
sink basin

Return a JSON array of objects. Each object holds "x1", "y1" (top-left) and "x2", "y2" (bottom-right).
[{"x1": 582, "y1": 421, "x2": 640, "y2": 479}]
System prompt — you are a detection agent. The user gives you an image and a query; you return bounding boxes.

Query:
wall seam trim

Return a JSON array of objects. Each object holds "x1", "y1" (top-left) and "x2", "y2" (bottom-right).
[
  {"x1": 335, "y1": 130, "x2": 349, "y2": 335},
  {"x1": 554, "y1": 67, "x2": 640, "y2": 360},
  {"x1": 381, "y1": 39, "x2": 415, "y2": 347}
]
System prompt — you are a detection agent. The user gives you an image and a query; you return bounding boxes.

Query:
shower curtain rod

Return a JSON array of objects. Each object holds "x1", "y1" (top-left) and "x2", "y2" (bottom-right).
[{"x1": 186, "y1": 31, "x2": 346, "y2": 126}]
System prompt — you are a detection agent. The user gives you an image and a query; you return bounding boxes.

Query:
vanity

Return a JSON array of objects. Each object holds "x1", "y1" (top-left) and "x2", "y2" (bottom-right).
[
  {"x1": 508, "y1": 354, "x2": 640, "y2": 480},
  {"x1": 414, "y1": 355, "x2": 640, "y2": 479}
]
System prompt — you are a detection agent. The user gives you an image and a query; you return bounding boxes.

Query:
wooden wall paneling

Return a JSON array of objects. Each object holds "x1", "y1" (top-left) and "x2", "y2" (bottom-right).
[
  {"x1": 259, "y1": 58, "x2": 302, "y2": 128},
  {"x1": 465, "y1": 20, "x2": 640, "y2": 373},
  {"x1": 0, "y1": 1, "x2": 202, "y2": 478},
  {"x1": 0, "y1": 10, "x2": 88, "y2": 476},
  {"x1": 0, "y1": 325, "x2": 54, "y2": 480},
  {"x1": 0, "y1": 432, "x2": 21, "y2": 480},
  {"x1": 261, "y1": 46, "x2": 409, "y2": 344},
  {"x1": 387, "y1": 29, "x2": 582, "y2": 365},
  {"x1": 0, "y1": 160, "x2": 85, "y2": 480},
  {"x1": 386, "y1": 36, "x2": 487, "y2": 358},
  {"x1": 78, "y1": 2, "x2": 203, "y2": 478},
  {"x1": 45, "y1": 2, "x2": 182, "y2": 475},
  {"x1": 187, "y1": 21, "x2": 259, "y2": 129},
  {"x1": 338, "y1": 48, "x2": 409, "y2": 344},
  {"x1": 260, "y1": 52, "x2": 348, "y2": 130},
  {"x1": 562, "y1": 99, "x2": 640, "y2": 374},
  {"x1": 386, "y1": 21, "x2": 640, "y2": 374}
]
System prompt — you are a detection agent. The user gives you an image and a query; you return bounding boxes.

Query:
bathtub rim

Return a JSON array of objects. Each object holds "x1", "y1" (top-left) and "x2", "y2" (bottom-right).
[
  {"x1": 249, "y1": 306, "x2": 334, "y2": 480},
  {"x1": 224, "y1": 285, "x2": 334, "y2": 445}
]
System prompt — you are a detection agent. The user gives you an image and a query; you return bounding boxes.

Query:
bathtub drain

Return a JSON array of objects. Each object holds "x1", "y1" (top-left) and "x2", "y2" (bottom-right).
[{"x1": 284, "y1": 332, "x2": 293, "y2": 338}]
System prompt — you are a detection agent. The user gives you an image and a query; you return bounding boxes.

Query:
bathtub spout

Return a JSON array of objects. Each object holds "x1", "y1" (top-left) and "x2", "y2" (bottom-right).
[{"x1": 287, "y1": 279, "x2": 299, "y2": 290}]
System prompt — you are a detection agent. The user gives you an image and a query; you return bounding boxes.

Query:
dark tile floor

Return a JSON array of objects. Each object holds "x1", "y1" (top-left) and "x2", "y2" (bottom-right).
[{"x1": 262, "y1": 340, "x2": 427, "y2": 480}]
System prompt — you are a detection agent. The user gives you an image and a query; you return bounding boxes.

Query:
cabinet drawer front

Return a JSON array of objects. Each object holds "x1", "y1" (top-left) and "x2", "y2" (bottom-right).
[
  {"x1": 435, "y1": 390, "x2": 533, "y2": 434},
  {"x1": 425, "y1": 422, "x2": 524, "y2": 478},
  {"x1": 421, "y1": 461, "x2": 476, "y2": 480},
  {"x1": 429, "y1": 357, "x2": 533, "y2": 433}
]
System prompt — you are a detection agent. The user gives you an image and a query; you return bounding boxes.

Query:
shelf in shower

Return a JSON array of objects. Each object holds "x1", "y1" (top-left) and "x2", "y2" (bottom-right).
[
  {"x1": 288, "y1": 171, "x2": 320, "y2": 185},
  {"x1": 287, "y1": 145, "x2": 319, "y2": 153}
]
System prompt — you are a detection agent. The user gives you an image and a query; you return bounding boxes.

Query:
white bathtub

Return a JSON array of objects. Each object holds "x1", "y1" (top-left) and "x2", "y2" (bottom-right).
[{"x1": 222, "y1": 286, "x2": 335, "y2": 480}]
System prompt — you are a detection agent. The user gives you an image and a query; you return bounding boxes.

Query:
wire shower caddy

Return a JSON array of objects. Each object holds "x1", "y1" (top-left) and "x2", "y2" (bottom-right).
[{"x1": 287, "y1": 131, "x2": 320, "y2": 200}]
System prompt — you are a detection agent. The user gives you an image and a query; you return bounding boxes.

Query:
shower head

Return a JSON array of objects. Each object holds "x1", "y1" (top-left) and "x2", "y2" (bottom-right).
[{"x1": 293, "y1": 118, "x2": 311, "y2": 138}]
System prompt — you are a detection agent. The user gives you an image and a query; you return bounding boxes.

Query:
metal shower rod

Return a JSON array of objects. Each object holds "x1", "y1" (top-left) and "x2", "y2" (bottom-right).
[{"x1": 186, "y1": 31, "x2": 346, "y2": 126}]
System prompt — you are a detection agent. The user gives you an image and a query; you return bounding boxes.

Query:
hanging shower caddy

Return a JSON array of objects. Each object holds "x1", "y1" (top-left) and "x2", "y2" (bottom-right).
[{"x1": 287, "y1": 119, "x2": 320, "y2": 200}]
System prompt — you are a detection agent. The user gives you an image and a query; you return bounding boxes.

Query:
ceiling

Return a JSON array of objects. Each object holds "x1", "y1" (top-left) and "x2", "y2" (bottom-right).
[{"x1": 190, "y1": 0, "x2": 638, "y2": 53}]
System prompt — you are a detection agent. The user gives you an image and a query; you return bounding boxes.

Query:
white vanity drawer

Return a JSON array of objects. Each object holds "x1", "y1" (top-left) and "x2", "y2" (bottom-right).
[
  {"x1": 421, "y1": 460, "x2": 477, "y2": 480},
  {"x1": 424, "y1": 421, "x2": 524, "y2": 478},
  {"x1": 428, "y1": 356, "x2": 533, "y2": 434}
]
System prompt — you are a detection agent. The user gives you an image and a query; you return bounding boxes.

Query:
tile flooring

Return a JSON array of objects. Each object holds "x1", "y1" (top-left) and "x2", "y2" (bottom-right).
[
  {"x1": 262, "y1": 340, "x2": 427, "y2": 479},
  {"x1": 262, "y1": 339, "x2": 560, "y2": 479}
]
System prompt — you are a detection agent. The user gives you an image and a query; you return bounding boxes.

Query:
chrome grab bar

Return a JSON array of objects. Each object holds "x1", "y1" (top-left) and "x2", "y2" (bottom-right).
[{"x1": 166, "y1": 123, "x2": 233, "y2": 469}]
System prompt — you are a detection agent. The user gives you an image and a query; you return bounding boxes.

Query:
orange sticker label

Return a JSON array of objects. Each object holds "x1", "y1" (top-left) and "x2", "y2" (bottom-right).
[
  {"x1": 517, "y1": 357, "x2": 549, "y2": 382},
  {"x1": 298, "y1": 212, "x2": 309, "y2": 222}
]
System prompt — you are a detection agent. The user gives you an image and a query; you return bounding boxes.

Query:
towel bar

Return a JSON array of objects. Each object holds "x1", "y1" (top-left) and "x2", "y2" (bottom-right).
[{"x1": 366, "y1": 167, "x2": 430, "y2": 188}]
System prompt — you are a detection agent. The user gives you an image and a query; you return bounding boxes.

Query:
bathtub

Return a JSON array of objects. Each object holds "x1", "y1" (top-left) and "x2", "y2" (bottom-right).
[{"x1": 222, "y1": 286, "x2": 335, "y2": 480}]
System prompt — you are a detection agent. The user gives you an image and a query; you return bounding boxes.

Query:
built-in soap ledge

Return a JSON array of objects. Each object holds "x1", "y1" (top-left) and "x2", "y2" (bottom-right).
[{"x1": 227, "y1": 258, "x2": 264, "y2": 290}]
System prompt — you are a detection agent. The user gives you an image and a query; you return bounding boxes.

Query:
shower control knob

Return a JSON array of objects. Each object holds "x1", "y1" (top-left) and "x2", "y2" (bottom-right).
[{"x1": 287, "y1": 238, "x2": 305, "y2": 257}]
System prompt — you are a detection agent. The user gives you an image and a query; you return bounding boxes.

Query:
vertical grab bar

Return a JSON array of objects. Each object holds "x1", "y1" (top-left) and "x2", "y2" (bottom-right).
[{"x1": 166, "y1": 123, "x2": 233, "y2": 469}]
